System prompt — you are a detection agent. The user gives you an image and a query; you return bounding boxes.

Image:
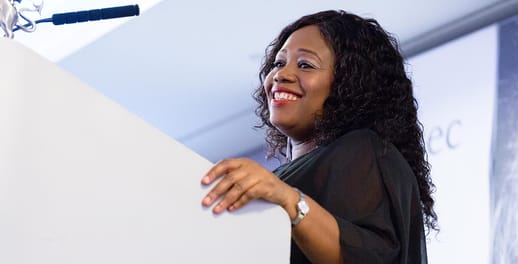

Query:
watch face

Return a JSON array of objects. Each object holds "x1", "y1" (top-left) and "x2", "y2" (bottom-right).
[{"x1": 298, "y1": 201, "x2": 309, "y2": 214}]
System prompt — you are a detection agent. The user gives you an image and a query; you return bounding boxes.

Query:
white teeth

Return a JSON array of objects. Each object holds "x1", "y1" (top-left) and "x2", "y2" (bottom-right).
[{"x1": 273, "y1": 92, "x2": 298, "y2": 101}]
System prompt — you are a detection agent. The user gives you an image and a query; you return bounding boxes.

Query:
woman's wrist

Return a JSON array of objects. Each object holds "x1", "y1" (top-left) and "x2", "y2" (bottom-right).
[{"x1": 281, "y1": 187, "x2": 300, "y2": 222}]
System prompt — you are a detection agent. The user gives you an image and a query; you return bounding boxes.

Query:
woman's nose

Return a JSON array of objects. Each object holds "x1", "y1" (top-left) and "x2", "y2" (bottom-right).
[{"x1": 273, "y1": 64, "x2": 296, "y2": 83}]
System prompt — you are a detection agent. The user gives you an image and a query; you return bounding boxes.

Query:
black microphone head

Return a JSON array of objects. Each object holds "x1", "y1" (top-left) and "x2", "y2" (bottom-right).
[{"x1": 134, "y1": 5, "x2": 140, "y2": 16}]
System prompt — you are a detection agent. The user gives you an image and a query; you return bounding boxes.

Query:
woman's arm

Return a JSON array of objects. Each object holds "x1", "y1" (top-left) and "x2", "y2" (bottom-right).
[
  {"x1": 283, "y1": 188, "x2": 345, "y2": 264},
  {"x1": 201, "y1": 158, "x2": 344, "y2": 264}
]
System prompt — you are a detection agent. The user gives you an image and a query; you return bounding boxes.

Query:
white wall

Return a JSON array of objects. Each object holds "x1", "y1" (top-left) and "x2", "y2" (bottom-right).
[{"x1": 408, "y1": 25, "x2": 497, "y2": 263}]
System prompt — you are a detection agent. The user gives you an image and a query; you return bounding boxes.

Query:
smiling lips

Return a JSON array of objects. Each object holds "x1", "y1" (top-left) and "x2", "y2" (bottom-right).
[{"x1": 271, "y1": 89, "x2": 301, "y2": 105}]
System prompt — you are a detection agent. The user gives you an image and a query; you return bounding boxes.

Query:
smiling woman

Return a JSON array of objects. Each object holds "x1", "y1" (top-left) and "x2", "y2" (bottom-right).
[
  {"x1": 264, "y1": 25, "x2": 335, "y2": 146},
  {"x1": 202, "y1": 10, "x2": 436, "y2": 264}
]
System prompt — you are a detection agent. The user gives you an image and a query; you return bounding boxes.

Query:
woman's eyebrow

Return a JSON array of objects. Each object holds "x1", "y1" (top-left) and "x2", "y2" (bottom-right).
[
  {"x1": 278, "y1": 48, "x2": 323, "y2": 63},
  {"x1": 297, "y1": 48, "x2": 322, "y2": 62}
]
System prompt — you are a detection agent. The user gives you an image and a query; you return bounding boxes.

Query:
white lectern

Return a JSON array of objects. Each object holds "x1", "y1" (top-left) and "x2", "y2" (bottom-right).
[{"x1": 0, "y1": 39, "x2": 289, "y2": 264}]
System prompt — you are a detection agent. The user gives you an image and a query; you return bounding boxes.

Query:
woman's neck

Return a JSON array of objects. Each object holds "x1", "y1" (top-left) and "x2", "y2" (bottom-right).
[{"x1": 290, "y1": 138, "x2": 318, "y2": 160}]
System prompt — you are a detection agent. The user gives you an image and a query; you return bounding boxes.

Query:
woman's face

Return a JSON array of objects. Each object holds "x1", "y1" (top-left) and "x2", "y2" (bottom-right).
[{"x1": 264, "y1": 25, "x2": 335, "y2": 142}]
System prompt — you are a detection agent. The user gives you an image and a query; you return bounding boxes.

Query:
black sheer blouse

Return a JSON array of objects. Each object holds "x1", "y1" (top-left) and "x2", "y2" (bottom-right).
[{"x1": 274, "y1": 129, "x2": 428, "y2": 264}]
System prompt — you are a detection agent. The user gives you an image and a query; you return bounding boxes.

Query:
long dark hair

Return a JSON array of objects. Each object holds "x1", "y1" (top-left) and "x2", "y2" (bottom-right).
[{"x1": 254, "y1": 10, "x2": 438, "y2": 232}]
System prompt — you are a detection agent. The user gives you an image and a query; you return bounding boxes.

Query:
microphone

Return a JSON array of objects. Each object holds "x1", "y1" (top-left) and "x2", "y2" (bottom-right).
[
  {"x1": 11, "y1": 4, "x2": 140, "y2": 34},
  {"x1": 52, "y1": 5, "x2": 140, "y2": 25}
]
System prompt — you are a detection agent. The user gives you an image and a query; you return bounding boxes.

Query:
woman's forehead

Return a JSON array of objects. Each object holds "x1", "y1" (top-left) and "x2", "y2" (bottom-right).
[{"x1": 278, "y1": 26, "x2": 334, "y2": 59}]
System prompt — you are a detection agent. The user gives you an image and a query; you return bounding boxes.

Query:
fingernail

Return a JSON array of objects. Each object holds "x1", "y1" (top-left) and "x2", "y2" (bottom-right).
[
  {"x1": 228, "y1": 205, "x2": 235, "y2": 211},
  {"x1": 203, "y1": 196, "x2": 212, "y2": 205},
  {"x1": 202, "y1": 175, "x2": 210, "y2": 184},
  {"x1": 214, "y1": 205, "x2": 222, "y2": 213}
]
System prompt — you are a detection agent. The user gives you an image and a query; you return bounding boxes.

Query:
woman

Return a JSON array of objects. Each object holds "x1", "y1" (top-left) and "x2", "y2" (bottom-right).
[{"x1": 201, "y1": 10, "x2": 437, "y2": 264}]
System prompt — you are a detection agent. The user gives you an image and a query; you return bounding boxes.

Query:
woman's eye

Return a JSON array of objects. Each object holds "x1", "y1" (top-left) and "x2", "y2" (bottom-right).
[
  {"x1": 298, "y1": 61, "x2": 315, "y2": 69},
  {"x1": 273, "y1": 60, "x2": 285, "y2": 68}
]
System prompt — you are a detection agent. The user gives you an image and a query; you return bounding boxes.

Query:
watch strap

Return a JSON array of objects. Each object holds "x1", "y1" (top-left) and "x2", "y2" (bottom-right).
[{"x1": 291, "y1": 188, "x2": 308, "y2": 226}]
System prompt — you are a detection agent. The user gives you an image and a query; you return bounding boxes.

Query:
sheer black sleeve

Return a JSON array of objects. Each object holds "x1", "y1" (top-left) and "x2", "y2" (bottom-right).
[{"x1": 276, "y1": 129, "x2": 427, "y2": 263}]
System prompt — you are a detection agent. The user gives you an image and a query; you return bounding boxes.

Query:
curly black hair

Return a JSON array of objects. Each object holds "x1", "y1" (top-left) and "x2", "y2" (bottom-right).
[{"x1": 253, "y1": 10, "x2": 438, "y2": 232}]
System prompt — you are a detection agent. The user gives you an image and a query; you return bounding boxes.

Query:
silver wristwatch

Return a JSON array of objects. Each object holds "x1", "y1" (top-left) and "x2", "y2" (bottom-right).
[{"x1": 291, "y1": 188, "x2": 309, "y2": 226}]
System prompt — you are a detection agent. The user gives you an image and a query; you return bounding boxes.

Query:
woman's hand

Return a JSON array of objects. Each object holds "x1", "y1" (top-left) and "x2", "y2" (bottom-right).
[
  {"x1": 201, "y1": 158, "x2": 344, "y2": 263},
  {"x1": 201, "y1": 158, "x2": 297, "y2": 214}
]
